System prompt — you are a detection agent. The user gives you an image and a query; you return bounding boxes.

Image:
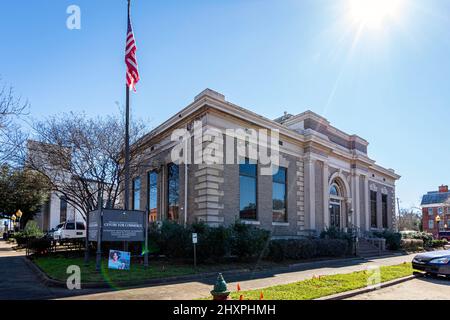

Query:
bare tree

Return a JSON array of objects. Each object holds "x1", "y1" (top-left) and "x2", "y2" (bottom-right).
[
  {"x1": 0, "y1": 80, "x2": 28, "y2": 166},
  {"x1": 398, "y1": 208, "x2": 421, "y2": 231},
  {"x1": 25, "y1": 112, "x2": 147, "y2": 220}
]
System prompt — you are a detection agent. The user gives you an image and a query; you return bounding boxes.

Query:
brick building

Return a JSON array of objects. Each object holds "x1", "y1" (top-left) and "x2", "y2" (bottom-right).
[{"x1": 421, "y1": 185, "x2": 450, "y2": 237}]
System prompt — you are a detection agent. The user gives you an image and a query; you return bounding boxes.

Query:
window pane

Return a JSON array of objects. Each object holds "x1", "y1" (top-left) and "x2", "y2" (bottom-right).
[
  {"x1": 239, "y1": 158, "x2": 257, "y2": 177},
  {"x1": 273, "y1": 182, "x2": 286, "y2": 222},
  {"x1": 60, "y1": 197, "x2": 67, "y2": 222},
  {"x1": 370, "y1": 191, "x2": 377, "y2": 228},
  {"x1": 76, "y1": 222, "x2": 85, "y2": 230},
  {"x1": 273, "y1": 167, "x2": 286, "y2": 183},
  {"x1": 330, "y1": 185, "x2": 339, "y2": 197},
  {"x1": 148, "y1": 171, "x2": 158, "y2": 222},
  {"x1": 133, "y1": 177, "x2": 141, "y2": 210},
  {"x1": 167, "y1": 163, "x2": 179, "y2": 221},
  {"x1": 65, "y1": 223, "x2": 75, "y2": 230},
  {"x1": 240, "y1": 175, "x2": 257, "y2": 220},
  {"x1": 382, "y1": 194, "x2": 388, "y2": 229}
]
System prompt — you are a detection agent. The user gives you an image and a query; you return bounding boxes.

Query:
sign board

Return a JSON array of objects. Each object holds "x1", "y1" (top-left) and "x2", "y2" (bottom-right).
[
  {"x1": 108, "y1": 250, "x2": 131, "y2": 271},
  {"x1": 88, "y1": 210, "x2": 100, "y2": 241},
  {"x1": 88, "y1": 209, "x2": 145, "y2": 242},
  {"x1": 192, "y1": 233, "x2": 198, "y2": 244}
]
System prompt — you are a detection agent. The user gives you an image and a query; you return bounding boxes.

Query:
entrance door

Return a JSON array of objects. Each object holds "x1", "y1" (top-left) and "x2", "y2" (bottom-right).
[{"x1": 329, "y1": 200, "x2": 341, "y2": 228}]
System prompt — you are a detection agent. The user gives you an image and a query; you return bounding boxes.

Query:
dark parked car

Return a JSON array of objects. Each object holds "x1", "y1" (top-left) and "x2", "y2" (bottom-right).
[
  {"x1": 412, "y1": 250, "x2": 450, "y2": 277},
  {"x1": 438, "y1": 231, "x2": 450, "y2": 242}
]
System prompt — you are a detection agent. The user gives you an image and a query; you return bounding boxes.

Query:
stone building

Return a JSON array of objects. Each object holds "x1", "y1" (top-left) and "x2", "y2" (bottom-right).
[{"x1": 127, "y1": 89, "x2": 400, "y2": 237}]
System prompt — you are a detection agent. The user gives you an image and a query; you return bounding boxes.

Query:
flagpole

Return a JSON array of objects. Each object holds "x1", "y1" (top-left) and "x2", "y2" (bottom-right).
[{"x1": 124, "y1": 0, "x2": 132, "y2": 252}]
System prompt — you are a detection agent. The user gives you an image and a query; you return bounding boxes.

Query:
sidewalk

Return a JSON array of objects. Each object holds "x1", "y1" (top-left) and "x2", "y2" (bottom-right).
[
  {"x1": 62, "y1": 253, "x2": 417, "y2": 300},
  {"x1": 0, "y1": 240, "x2": 100, "y2": 300}
]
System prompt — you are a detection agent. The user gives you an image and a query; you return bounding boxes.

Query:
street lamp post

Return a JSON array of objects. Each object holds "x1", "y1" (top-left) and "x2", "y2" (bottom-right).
[{"x1": 15, "y1": 210, "x2": 23, "y2": 231}]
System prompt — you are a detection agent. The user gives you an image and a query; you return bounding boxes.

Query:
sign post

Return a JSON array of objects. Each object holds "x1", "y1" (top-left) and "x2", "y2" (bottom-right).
[
  {"x1": 144, "y1": 206, "x2": 149, "y2": 268},
  {"x1": 192, "y1": 233, "x2": 198, "y2": 269}
]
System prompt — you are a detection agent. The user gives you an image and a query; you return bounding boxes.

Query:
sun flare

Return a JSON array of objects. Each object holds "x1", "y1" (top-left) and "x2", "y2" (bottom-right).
[{"x1": 349, "y1": 0, "x2": 404, "y2": 29}]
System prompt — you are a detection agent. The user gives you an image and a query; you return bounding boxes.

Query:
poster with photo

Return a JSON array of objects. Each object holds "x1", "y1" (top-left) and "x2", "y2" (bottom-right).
[{"x1": 108, "y1": 250, "x2": 131, "y2": 271}]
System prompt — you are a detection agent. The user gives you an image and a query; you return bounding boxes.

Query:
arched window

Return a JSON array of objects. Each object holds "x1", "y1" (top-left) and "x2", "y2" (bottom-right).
[{"x1": 330, "y1": 184, "x2": 340, "y2": 197}]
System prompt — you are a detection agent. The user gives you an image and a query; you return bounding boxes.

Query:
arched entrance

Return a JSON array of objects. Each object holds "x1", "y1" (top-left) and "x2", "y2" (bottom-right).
[{"x1": 329, "y1": 182, "x2": 344, "y2": 228}]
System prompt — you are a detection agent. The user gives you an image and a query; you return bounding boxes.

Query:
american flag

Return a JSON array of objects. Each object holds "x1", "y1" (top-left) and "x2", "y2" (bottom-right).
[{"x1": 125, "y1": 9, "x2": 139, "y2": 91}]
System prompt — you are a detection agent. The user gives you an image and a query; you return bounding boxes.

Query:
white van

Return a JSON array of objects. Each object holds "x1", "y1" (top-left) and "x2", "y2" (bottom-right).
[{"x1": 52, "y1": 221, "x2": 86, "y2": 241}]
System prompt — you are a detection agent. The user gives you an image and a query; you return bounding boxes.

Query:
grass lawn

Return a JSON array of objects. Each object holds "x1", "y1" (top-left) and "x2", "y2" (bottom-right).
[
  {"x1": 228, "y1": 263, "x2": 414, "y2": 300},
  {"x1": 33, "y1": 255, "x2": 215, "y2": 285}
]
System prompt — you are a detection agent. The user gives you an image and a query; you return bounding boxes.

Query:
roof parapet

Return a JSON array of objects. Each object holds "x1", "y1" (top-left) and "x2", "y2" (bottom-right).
[{"x1": 194, "y1": 88, "x2": 225, "y2": 102}]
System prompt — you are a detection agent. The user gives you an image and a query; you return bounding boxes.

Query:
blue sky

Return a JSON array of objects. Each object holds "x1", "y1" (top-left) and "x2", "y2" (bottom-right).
[{"x1": 1, "y1": 0, "x2": 449, "y2": 210}]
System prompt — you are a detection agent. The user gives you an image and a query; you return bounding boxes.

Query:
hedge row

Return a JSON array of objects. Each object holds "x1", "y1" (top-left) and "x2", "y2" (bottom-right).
[
  {"x1": 148, "y1": 221, "x2": 271, "y2": 262},
  {"x1": 400, "y1": 239, "x2": 424, "y2": 251},
  {"x1": 265, "y1": 239, "x2": 349, "y2": 262}
]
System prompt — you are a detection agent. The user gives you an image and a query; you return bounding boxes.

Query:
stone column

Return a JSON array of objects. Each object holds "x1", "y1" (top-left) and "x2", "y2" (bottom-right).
[
  {"x1": 363, "y1": 175, "x2": 370, "y2": 231},
  {"x1": 377, "y1": 190, "x2": 383, "y2": 229},
  {"x1": 322, "y1": 162, "x2": 329, "y2": 228},
  {"x1": 304, "y1": 158, "x2": 316, "y2": 230},
  {"x1": 296, "y1": 160, "x2": 306, "y2": 235},
  {"x1": 355, "y1": 174, "x2": 361, "y2": 229}
]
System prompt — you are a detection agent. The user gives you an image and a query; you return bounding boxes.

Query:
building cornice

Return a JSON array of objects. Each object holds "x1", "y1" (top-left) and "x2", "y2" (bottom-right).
[{"x1": 131, "y1": 89, "x2": 399, "y2": 180}]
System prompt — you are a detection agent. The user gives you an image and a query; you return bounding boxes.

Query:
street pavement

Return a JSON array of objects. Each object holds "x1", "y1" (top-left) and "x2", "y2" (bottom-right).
[
  {"x1": 346, "y1": 277, "x2": 450, "y2": 300},
  {"x1": 0, "y1": 240, "x2": 101, "y2": 300}
]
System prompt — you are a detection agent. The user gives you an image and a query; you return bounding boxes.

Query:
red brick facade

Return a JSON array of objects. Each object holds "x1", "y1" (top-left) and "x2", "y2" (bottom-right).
[{"x1": 421, "y1": 185, "x2": 450, "y2": 238}]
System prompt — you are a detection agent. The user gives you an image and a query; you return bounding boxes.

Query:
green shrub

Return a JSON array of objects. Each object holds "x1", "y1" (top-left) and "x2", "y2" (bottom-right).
[
  {"x1": 157, "y1": 221, "x2": 191, "y2": 259},
  {"x1": 265, "y1": 238, "x2": 348, "y2": 262},
  {"x1": 23, "y1": 221, "x2": 44, "y2": 238},
  {"x1": 400, "y1": 239, "x2": 423, "y2": 251},
  {"x1": 13, "y1": 232, "x2": 28, "y2": 245},
  {"x1": 187, "y1": 222, "x2": 233, "y2": 262},
  {"x1": 320, "y1": 227, "x2": 354, "y2": 248},
  {"x1": 28, "y1": 237, "x2": 52, "y2": 255},
  {"x1": 373, "y1": 230, "x2": 401, "y2": 250},
  {"x1": 401, "y1": 231, "x2": 433, "y2": 248},
  {"x1": 431, "y1": 239, "x2": 447, "y2": 248},
  {"x1": 316, "y1": 239, "x2": 348, "y2": 257},
  {"x1": 230, "y1": 221, "x2": 271, "y2": 261}
]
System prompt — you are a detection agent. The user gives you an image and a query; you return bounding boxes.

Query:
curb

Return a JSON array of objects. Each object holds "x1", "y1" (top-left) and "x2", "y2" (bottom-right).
[{"x1": 315, "y1": 274, "x2": 418, "y2": 300}]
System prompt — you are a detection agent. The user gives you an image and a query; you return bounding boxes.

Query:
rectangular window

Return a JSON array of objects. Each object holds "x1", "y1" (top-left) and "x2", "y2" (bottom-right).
[
  {"x1": 76, "y1": 222, "x2": 85, "y2": 230},
  {"x1": 370, "y1": 191, "x2": 377, "y2": 228},
  {"x1": 148, "y1": 171, "x2": 158, "y2": 222},
  {"x1": 382, "y1": 194, "x2": 388, "y2": 229},
  {"x1": 239, "y1": 159, "x2": 257, "y2": 220},
  {"x1": 438, "y1": 207, "x2": 443, "y2": 215},
  {"x1": 60, "y1": 197, "x2": 67, "y2": 222},
  {"x1": 167, "y1": 163, "x2": 179, "y2": 221},
  {"x1": 65, "y1": 222, "x2": 75, "y2": 230},
  {"x1": 428, "y1": 220, "x2": 434, "y2": 230},
  {"x1": 273, "y1": 167, "x2": 287, "y2": 222},
  {"x1": 132, "y1": 177, "x2": 141, "y2": 210},
  {"x1": 428, "y1": 208, "x2": 433, "y2": 216}
]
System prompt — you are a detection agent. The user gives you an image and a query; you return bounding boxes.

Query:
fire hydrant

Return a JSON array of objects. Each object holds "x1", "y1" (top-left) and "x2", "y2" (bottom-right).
[{"x1": 211, "y1": 273, "x2": 230, "y2": 300}]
